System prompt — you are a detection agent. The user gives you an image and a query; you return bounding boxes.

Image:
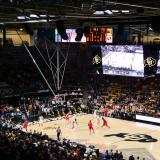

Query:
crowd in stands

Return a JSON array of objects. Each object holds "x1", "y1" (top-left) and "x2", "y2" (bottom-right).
[
  {"x1": 4, "y1": 71, "x2": 160, "y2": 121},
  {"x1": 5, "y1": 64, "x2": 83, "y2": 96},
  {"x1": 4, "y1": 45, "x2": 84, "y2": 94},
  {"x1": 0, "y1": 95, "x2": 83, "y2": 124},
  {"x1": 0, "y1": 93, "x2": 149, "y2": 160},
  {"x1": 88, "y1": 75, "x2": 160, "y2": 119},
  {"x1": 0, "y1": 37, "x2": 157, "y2": 160},
  {"x1": 8, "y1": 65, "x2": 48, "y2": 92},
  {"x1": 0, "y1": 115, "x2": 147, "y2": 160},
  {"x1": 0, "y1": 95, "x2": 100, "y2": 160},
  {"x1": 0, "y1": 64, "x2": 160, "y2": 159},
  {"x1": 0, "y1": 117, "x2": 99, "y2": 160}
]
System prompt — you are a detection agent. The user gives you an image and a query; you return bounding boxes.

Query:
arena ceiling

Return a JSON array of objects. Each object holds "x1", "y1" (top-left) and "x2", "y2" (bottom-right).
[{"x1": 0, "y1": 0, "x2": 160, "y2": 26}]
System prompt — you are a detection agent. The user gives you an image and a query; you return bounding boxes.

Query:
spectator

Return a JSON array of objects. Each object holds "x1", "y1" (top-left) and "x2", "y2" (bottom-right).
[{"x1": 129, "y1": 155, "x2": 135, "y2": 160}]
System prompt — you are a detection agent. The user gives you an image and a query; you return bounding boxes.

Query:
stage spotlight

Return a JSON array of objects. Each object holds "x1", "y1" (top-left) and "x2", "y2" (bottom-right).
[
  {"x1": 75, "y1": 28, "x2": 83, "y2": 41},
  {"x1": 56, "y1": 21, "x2": 68, "y2": 40}
]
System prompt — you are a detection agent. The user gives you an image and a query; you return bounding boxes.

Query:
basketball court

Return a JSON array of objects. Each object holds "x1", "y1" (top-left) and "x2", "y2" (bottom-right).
[{"x1": 28, "y1": 114, "x2": 160, "y2": 160}]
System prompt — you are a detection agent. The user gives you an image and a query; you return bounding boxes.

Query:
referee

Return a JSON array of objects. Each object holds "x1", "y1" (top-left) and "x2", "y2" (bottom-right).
[{"x1": 56, "y1": 126, "x2": 62, "y2": 141}]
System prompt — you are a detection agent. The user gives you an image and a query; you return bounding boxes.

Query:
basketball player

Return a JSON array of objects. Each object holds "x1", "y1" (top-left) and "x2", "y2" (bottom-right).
[
  {"x1": 96, "y1": 114, "x2": 101, "y2": 127},
  {"x1": 23, "y1": 119, "x2": 28, "y2": 131},
  {"x1": 65, "y1": 112, "x2": 70, "y2": 120},
  {"x1": 102, "y1": 117, "x2": 110, "y2": 128},
  {"x1": 65, "y1": 112, "x2": 71, "y2": 125},
  {"x1": 93, "y1": 109, "x2": 98, "y2": 118},
  {"x1": 38, "y1": 115, "x2": 44, "y2": 126},
  {"x1": 88, "y1": 120, "x2": 95, "y2": 135},
  {"x1": 72, "y1": 118, "x2": 78, "y2": 129},
  {"x1": 72, "y1": 113, "x2": 78, "y2": 129},
  {"x1": 103, "y1": 107, "x2": 108, "y2": 117}
]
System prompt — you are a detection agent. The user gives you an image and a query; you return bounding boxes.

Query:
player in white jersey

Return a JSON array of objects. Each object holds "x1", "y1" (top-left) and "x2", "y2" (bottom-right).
[
  {"x1": 93, "y1": 109, "x2": 98, "y2": 118},
  {"x1": 95, "y1": 114, "x2": 101, "y2": 127},
  {"x1": 71, "y1": 113, "x2": 78, "y2": 129},
  {"x1": 38, "y1": 115, "x2": 44, "y2": 126}
]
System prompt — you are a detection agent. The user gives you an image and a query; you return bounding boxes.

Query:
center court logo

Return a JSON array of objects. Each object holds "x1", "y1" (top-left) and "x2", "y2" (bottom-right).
[{"x1": 104, "y1": 133, "x2": 158, "y2": 143}]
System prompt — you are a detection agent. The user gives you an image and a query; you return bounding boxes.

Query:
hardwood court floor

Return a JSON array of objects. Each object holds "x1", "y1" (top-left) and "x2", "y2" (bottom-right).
[{"x1": 28, "y1": 114, "x2": 160, "y2": 160}]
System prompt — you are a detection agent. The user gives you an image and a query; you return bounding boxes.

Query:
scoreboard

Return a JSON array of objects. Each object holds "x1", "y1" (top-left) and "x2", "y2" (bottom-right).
[{"x1": 86, "y1": 27, "x2": 113, "y2": 43}]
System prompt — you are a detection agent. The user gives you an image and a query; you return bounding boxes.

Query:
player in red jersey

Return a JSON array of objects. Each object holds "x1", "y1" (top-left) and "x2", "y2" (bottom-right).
[
  {"x1": 23, "y1": 120, "x2": 28, "y2": 131},
  {"x1": 101, "y1": 117, "x2": 110, "y2": 128},
  {"x1": 88, "y1": 120, "x2": 95, "y2": 135},
  {"x1": 65, "y1": 112, "x2": 70, "y2": 125},
  {"x1": 103, "y1": 107, "x2": 108, "y2": 117},
  {"x1": 65, "y1": 112, "x2": 70, "y2": 120}
]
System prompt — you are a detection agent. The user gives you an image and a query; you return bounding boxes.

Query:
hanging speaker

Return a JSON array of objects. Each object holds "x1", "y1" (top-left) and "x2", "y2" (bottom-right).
[
  {"x1": 83, "y1": 26, "x2": 90, "y2": 37},
  {"x1": 75, "y1": 28, "x2": 83, "y2": 41},
  {"x1": 56, "y1": 21, "x2": 68, "y2": 40}
]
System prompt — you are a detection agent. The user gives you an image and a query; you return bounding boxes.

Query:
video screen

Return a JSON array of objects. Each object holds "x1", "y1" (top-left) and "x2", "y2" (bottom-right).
[
  {"x1": 101, "y1": 45, "x2": 144, "y2": 77},
  {"x1": 55, "y1": 29, "x2": 86, "y2": 42},
  {"x1": 156, "y1": 51, "x2": 160, "y2": 73}
]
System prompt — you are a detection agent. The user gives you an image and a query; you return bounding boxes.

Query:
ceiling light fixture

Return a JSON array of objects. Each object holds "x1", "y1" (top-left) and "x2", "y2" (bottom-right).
[
  {"x1": 17, "y1": 16, "x2": 30, "y2": 20},
  {"x1": 112, "y1": 10, "x2": 119, "y2": 13},
  {"x1": 30, "y1": 14, "x2": 39, "y2": 18},
  {"x1": 122, "y1": 10, "x2": 130, "y2": 13},
  {"x1": 27, "y1": 20, "x2": 47, "y2": 23},
  {"x1": 104, "y1": 10, "x2": 113, "y2": 15},
  {"x1": 39, "y1": 15, "x2": 47, "y2": 18},
  {"x1": 93, "y1": 11, "x2": 104, "y2": 15},
  {"x1": 49, "y1": 15, "x2": 56, "y2": 18}
]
